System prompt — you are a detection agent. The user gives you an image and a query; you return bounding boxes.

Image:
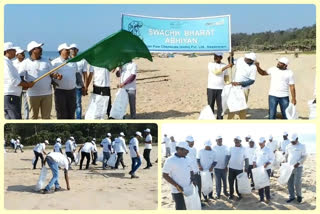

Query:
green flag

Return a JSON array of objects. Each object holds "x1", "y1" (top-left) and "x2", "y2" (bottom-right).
[{"x1": 68, "y1": 30, "x2": 152, "y2": 70}]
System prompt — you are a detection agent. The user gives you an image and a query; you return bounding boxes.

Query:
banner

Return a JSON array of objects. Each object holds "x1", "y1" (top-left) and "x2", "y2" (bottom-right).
[{"x1": 121, "y1": 14, "x2": 231, "y2": 52}]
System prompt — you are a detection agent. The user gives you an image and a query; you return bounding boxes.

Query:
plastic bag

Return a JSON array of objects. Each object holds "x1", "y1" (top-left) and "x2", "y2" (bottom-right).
[
  {"x1": 308, "y1": 99, "x2": 316, "y2": 120},
  {"x1": 107, "y1": 153, "x2": 117, "y2": 167},
  {"x1": 221, "y1": 84, "x2": 232, "y2": 114},
  {"x1": 252, "y1": 166, "x2": 270, "y2": 189},
  {"x1": 272, "y1": 151, "x2": 285, "y2": 170},
  {"x1": 35, "y1": 167, "x2": 48, "y2": 191},
  {"x1": 110, "y1": 89, "x2": 129, "y2": 119},
  {"x1": 285, "y1": 103, "x2": 299, "y2": 120},
  {"x1": 278, "y1": 163, "x2": 294, "y2": 185},
  {"x1": 236, "y1": 172, "x2": 251, "y2": 194},
  {"x1": 200, "y1": 171, "x2": 213, "y2": 196},
  {"x1": 227, "y1": 86, "x2": 248, "y2": 112},
  {"x1": 85, "y1": 93, "x2": 109, "y2": 120},
  {"x1": 97, "y1": 152, "x2": 104, "y2": 162},
  {"x1": 184, "y1": 184, "x2": 201, "y2": 210},
  {"x1": 198, "y1": 105, "x2": 216, "y2": 120},
  {"x1": 75, "y1": 153, "x2": 80, "y2": 165},
  {"x1": 32, "y1": 157, "x2": 35, "y2": 165}
]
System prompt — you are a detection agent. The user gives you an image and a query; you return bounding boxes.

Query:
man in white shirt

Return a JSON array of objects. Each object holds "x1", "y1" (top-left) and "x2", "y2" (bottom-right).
[
  {"x1": 253, "y1": 137, "x2": 274, "y2": 203},
  {"x1": 33, "y1": 140, "x2": 49, "y2": 169},
  {"x1": 246, "y1": 139, "x2": 256, "y2": 188},
  {"x1": 101, "y1": 133, "x2": 112, "y2": 169},
  {"x1": 163, "y1": 141, "x2": 193, "y2": 210},
  {"x1": 255, "y1": 57, "x2": 296, "y2": 119},
  {"x1": 207, "y1": 52, "x2": 232, "y2": 119},
  {"x1": 4, "y1": 42, "x2": 34, "y2": 119},
  {"x1": 267, "y1": 135, "x2": 278, "y2": 177},
  {"x1": 170, "y1": 136, "x2": 177, "y2": 155},
  {"x1": 129, "y1": 131, "x2": 143, "y2": 178},
  {"x1": 53, "y1": 138, "x2": 63, "y2": 153},
  {"x1": 42, "y1": 152, "x2": 70, "y2": 194},
  {"x1": 115, "y1": 61, "x2": 138, "y2": 119},
  {"x1": 15, "y1": 136, "x2": 24, "y2": 153},
  {"x1": 91, "y1": 138, "x2": 98, "y2": 165},
  {"x1": 163, "y1": 134, "x2": 171, "y2": 157},
  {"x1": 79, "y1": 140, "x2": 95, "y2": 170},
  {"x1": 143, "y1": 128, "x2": 153, "y2": 169},
  {"x1": 226, "y1": 136, "x2": 249, "y2": 200},
  {"x1": 114, "y1": 132, "x2": 128, "y2": 169},
  {"x1": 65, "y1": 137, "x2": 75, "y2": 164},
  {"x1": 228, "y1": 52, "x2": 257, "y2": 119},
  {"x1": 279, "y1": 131, "x2": 290, "y2": 155},
  {"x1": 213, "y1": 136, "x2": 229, "y2": 199},
  {"x1": 285, "y1": 133, "x2": 307, "y2": 203},
  {"x1": 51, "y1": 43, "x2": 78, "y2": 119}
]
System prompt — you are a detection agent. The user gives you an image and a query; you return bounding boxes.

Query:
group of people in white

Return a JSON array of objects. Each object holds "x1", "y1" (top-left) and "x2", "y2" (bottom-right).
[
  {"x1": 162, "y1": 132, "x2": 307, "y2": 210},
  {"x1": 4, "y1": 41, "x2": 138, "y2": 120}
]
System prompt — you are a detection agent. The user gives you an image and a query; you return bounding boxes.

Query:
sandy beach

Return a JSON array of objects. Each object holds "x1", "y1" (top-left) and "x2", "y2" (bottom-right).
[
  {"x1": 161, "y1": 153, "x2": 316, "y2": 210},
  {"x1": 41, "y1": 52, "x2": 315, "y2": 120},
  {"x1": 4, "y1": 146, "x2": 158, "y2": 210}
]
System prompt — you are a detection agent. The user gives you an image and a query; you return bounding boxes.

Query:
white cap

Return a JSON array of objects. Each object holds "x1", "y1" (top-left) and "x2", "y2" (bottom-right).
[
  {"x1": 234, "y1": 136, "x2": 241, "y2": 141},
  {"x1": 107, "y1": 133, "x2": 111, "y2": 137},
  {"x1": 92, "y1": 138, "x2": 96, "y2": 141},
  {"x1": 144, "y1": 128, "x2": 151, "y2": 133},
  {"x1": 27, "y1": 41, "x2": 44, "y2": 52},
  {"x1": 290, "y1": 133, "x2": 298, "y2": 141},
  {"x1": 56, "y1": 138, "x2": 61, "y2": 142},
  {"x1": 204, "y1": 140, "x2": 212, "y2": 147},
  {"x1": 214, "y1": 52, "x2": 223, "y2": 57},
  {"x1": 120, "y1": 132, "x2": 125, "y2": 136},
  {"x1": 69, "y1": 43, "x2": 78, "y2": 49},
  {"x1": 269, "y1": 135, "x2": 273, "y2": 140},
  {"x1": 185, "y1": 136, "x2": 194, "y2": 142},
  {"x1": 278, "y1": 57, "x2": 289, "y2": 65},
  {"x1": 57, "y1": 43, "x2": 71, "y2": 51},
  {"x1": 176, "y1": 141, "x2": 189, "y2": 150},
  {"x1": 136, "y1": 131, "x2": 142, "y2": 137},
  {"x1": 4, "y1": 42, "x2": 18, "y2": 52},
  {"x1": 283, "y1": 131, "x2": 288, "y2": 136},
  {"x1": 15, "y1": 48, "x2": 25, "y2": 55},
  {"x1": 70, "y1": 136, "x2": 75, "y2": 140},
  {"x1": 259, "y1": 137, "x2": 266, "y2": 144},
  {"x1": 245, "y1": 52, "x2": 256, "y2": 61},
  {"x1": 44, "y1": 140, "x2": 49, "y2": 145},
  {"x1": 216, "y1": 136, "x2": 222, "y2": 140}
]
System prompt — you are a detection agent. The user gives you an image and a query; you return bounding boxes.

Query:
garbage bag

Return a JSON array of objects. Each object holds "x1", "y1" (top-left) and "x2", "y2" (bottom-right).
[
  {"x1": 252, "y1": 166, "x2": 270, "y2": 189},
  {"x1": 272, "y1": 151, "x2": 285, "y2": 170},
  {"x1": 32, "y1": 157, "x2": 35, "y2": 165},
  {"x1": 110, "y1": 88, "x2": 129, "y2": 119},
  {"x1": 184, "y1": 184, "x2": 201, "y2": 210},
  {"x1": 308, "y1": 99, "x2": 316, "y2": 120},
  {"x1": 236, "y1": 172, "x2": 251, "y2": 194},
  {"x1": 200, "y1": 171, "x2": 213, "y2": 196},
  {"x1": 198, "y1": 105, "x2": 216, "y2": 120},
  {"x1": 75, "y1": 152, "x2": 80, "y2": 165},
  {"x1": 227, "y1": 86, "x2": 248, "y2": 112},
  {"x1": 278, "y1": 163, "x2": 294, "y2": 185},
  {"x1": 221, "y1": 84, "x2": 232, "y2": 114},
  {"x1": 85, "y1": 93, "x2": 109, "y2": 120},
  {"x1": 107, "y1": 153, "x2": 117, "y2": 167},
  {"x1": 35, "y1": 167, "x2": 48, "y2": 191},
  {"x1": 97, "y1": 152, "x2": 104, "y2": 162},
  {"x1": 285, "y1": 103, "x2": 299, "y2": 120}
]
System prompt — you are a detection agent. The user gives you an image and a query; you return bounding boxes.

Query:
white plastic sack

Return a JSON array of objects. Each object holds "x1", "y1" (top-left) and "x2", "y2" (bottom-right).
[
  {"x1": 221, "y1": 84, "x2": 232, "y2": 113},
  {"x1": 285, "y1": 103, "x2": 299, "y2": 120},
  {"x1": 227, "y1": 86, "x2": 248, "y2": 112},
  {"x1": 272, "y1": 151, "x2": 285, "y2": 170},
  {"x1": 35, "y1": 167, "x2": 48, "y2": 191},
  {"x1": 32, "y1": 157, "x2": 35, "y2": 165},
  {"x1": 236, "y1": 172, "x2": 251, "y2": 194},
  {"x1": 161, "y1": 144, "x2": 166, "y2": 157},
  {"x1": 278, "y1": 163, "x2": 294, "y2": 185},
  {"x1": 200, "y1": 171, "x2": 213, "y2": 196},
  {"x1": 184, "y1": 184, "x2": 201, "y2": 210},
  {"x1": 85, "y1": 93, "x2": 109, "y2": 120},
  {"x1": 252, "y1": 166, "x2": 270, "y2": 189},
  {"x1": 75, "y1": 152, "x2": 80, "y2": 165},
  {"x1": 308, "y1": 99, "x2": 316, "y2": 120},
  {"x1": 198, "y1": 105, "x2": 216, "y2": 120},
  {"x1": 107, "y1": 153, "x2": 117, "y2": 167},
  {"x1": 97, "y1": 152, "x2": 104, "y2": 162},
  {"x1": 110, "y1": 88, "x2": 129, "y2": 119}
]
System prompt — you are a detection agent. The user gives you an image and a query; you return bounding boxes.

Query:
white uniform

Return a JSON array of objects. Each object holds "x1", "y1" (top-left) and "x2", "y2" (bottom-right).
[
  {"x1": 114, "y1": 137, "x2": 127, "y2": 153},
  {"x1": 228, "y1": 146, "x2": 247, "y2": 170},
  {"x1": 253, "y1": 146, "x2": 274, "y2": 170},
  {"x1": 213, "y1": 145, "x2": 229, "y2": 169},
  {"x1": 129, "y1": 137, "x2": 139, "y2": 158},
  {"x1": 197, "y1": 149, "x2": 217, "y2": 171},
  {"x1": 187, "y1": 146, "x2": 199, "y2": 173},
  {"x1": 101, "y1": 138, "x2": 112, "y2": 153},
  {"x1": 54, "y1": 142, "x2": 62, "y2": 152},
  {"x1": 285, "y1": 143, "x2": 307, "y2": 167},
  {"x1": 145, "y1": 134, "x2": 152, "y2": 149}
]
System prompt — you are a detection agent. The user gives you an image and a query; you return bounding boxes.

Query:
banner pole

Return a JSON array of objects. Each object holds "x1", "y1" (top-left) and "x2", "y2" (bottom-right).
[{"x1": 33, "y1": 62, "x2": 67, "y2": 84}]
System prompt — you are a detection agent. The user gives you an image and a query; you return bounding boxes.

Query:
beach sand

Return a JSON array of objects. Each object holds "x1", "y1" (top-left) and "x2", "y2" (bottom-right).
[
  {"x1": 161, "y1": 154, "x2": 316, "y2": 210},
  {"x1": 4, "y1": 146, "x2": 158, "y2": 210}
]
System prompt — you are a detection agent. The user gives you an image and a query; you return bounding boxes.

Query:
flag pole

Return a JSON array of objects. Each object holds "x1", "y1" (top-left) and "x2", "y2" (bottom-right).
[{"x1": 32, "y1": 62, "x2": 67, "y2": 84}]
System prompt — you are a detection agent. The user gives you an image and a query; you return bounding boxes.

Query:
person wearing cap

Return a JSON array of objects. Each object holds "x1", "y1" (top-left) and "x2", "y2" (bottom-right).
[
  {"x1": 162, "y1": 141, "x2": 193, "y2": 210},
  {"x1": 91, "y1": 138, "x2": 98, "y2": 165},
  {"x1": 228, "y1": 52, "x2": 257, "y2": 120},
  {"x1": 4, "y1": 42, "x2": 34, "y2": 119},
  {"x1": 207, "y1": 53, "x2": 232, "y2": 119},
  {"x1": 279, "y1": 132, "x2": 290, "y2": 155},
  {"x1": 41, "y1": 152, "x2": 71, "y2": 194},
  {"x1": 197, "y1": 140, "x2": 217, "y2": 201},
  {"x1": 246, "y1": 139, "x2": 256, "y2": 188},
  {"x1": 101, "y1": 133, "x2": 113, "y2": 169},
  {"x1": 10, "y1": 138, "x2": 17, "y2": 151},
  {"x1": 255, "y1": 57, "x2": 296, "y2": 119},
  {"x1": 51, "y1": 43, "x2": 78, "y2": 119},
  {"x1": 129, "y1": 132, "x2": 143, "y2": 178},
  {"x1": 69, "y1": 44, "x2": 89, "y2": 119},
  {"x1": 33, "y1": 140, "x2": 49, "y2": 169},
  {"x1": 163, "y1": 134, "x2": 171, "y2": 157},
  {"x1": 285, "y1": 133, "x2": 307, "y2": 203},
  {"x1": 53, "y1": 138, "x2": 63, "y2": 154},
  {"x1": 170, "y1": 136, "x2": 177, "y2": 155},
  {"x1": 65, "y1": 137, "x2": 76, "y2": 166},
  {"x1": 143, "y1": 128, "x2": 153, "y2": 169},
  {"x1": 267, "y1": 135, "x2": 278, "y2": 178},
  {"x1": 245, "y1": 135, "x2": 251, "y2": 143},
  {"x1": 226, "y1": 136, "x2": 249, "y2": 200},
  {"x1": 252, "y1": 137, "x2": 274, "y2": 203},
  {"x1": 114, "y1": 132, "x2": 128, "y2": 169},
  {"x1": 14, "y1": 136, "x2": 24, "y2": 153},
  {"x1": 78, "y1": 140, "x2": 95, "y2": 170},
  {"x1": 213, "y1": 136, "x2": 229, "y2": 199}
]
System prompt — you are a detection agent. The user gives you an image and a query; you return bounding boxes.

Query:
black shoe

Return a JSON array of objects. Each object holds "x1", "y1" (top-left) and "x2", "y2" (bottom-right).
[
  {"x1": 238, "y1": 195, "x2": 243, "y2": 200},
  {"x1": 286, "y1": 198, "x2": 295, "y2": 203},
  {"x1": 55, "y1": 187, "x2": 65, "y2": 192},
  {"x1": 201, "y1": 202, "x2": 206, "y2": 207},
  {"x1": 297, "y1": 196, "x2": 302, "y2": 203},
  {"x1": 129, "y1": 171, "x2": 132, "y2": 175},
  {"x1": 42, "y1": 189, "x2": 54, "y2": 194},
  {"x1": 224, "y1": 192, "x2": 229, "y2": 197},
  {"x1": 143, "y1": 166, "x2": 150, "y2": 169},
  {"x1": 228, "y1": 195, "x2": 234, "y2": 200},
  {"x1": 216, "y1": 195, "x2": 220, "y2": 199},
  {"x1": 131, "y1": 175, "x2": 139, "y2": 179},
  {"x1": 260, "y1": 198, "x2": 264, "y2": 202}
]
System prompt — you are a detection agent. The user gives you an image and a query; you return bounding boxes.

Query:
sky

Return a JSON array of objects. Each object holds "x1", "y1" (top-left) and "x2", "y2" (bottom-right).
[
  {"x1": 162, "y1": 123, "x2": 316, "y2": 154},
  {"x1": 4, "y1": 4, "x2": 316, "y2": 51}
]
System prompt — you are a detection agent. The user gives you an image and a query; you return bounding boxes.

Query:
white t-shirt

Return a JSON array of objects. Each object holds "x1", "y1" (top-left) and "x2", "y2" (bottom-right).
[
  {"x1": 145, "y1": 134, "x2": 152, "y2": 149},
  {"x1": 207, "y1": 62, "x2": 228, "y2": 89},
  {"x1": 81, "y1": 142, "x2": 95, "y2": 153},
  {"x1": 170, "y1": 141, "x2": 177, "y2": 154},
  {"x1": 162, "y1": 155, "x2": 192, "y2": 193},
  {"x1": 47, "y1": 152, "x2": 69, "y2": 170},
  {"x1": 267, "y1": 67, "x2": 295, "y2": 97},
  {"x1": 129, "y1": 137, "x2": 139, "y2": 158},
  {"x1": 228, "y1": 146, "x2": 247, "y2": 170},
  {"x1": 92, "y1": 141, "x2": 98, "y2": 152},
  {"x1": 266, "y1": 140, "x2": 278, "y2": 153},
  {"x1": 54, "y1": 142, "x2": 62, "y2": 152},
  {"x1": 253, "y1": 146, "x2": 274, "y2": 170},
  {"x1": 213, "y1": 145, "x2": 229, "y2": 169},
  {"x1": 114, "y1": 137, "x2": 127, "y2": 153},
  {"x1": 4, "y1": 56, "x2": 22, "y2": 96},
  {"x1": 280, "y1": 139, "x2": 290, "y2": 152},
  {"x1": 233, "y1": 57, "x2": 257, "y2": 89},
  {"x1": 187, "y1": 146, "x2": 199, "y2": 173},
  {"x1": 246, "y1": 147, "x2": 256, "y2": 165},
  {"x1": 33, "y1": 143, "x2": 45, "y2": 153},
  {"x1": 120, "y1": 62, "x2": 137, "y2": 90},
  {"x1": 101, "y1": 138, "x2": 112, "y2": 153},
  {"x1": 12, "y1": 59, "x2": 23, "y2": 71},
  {"x1": 19, "y1": 58, "x2": 53, "y2": 96},
  {"x1": 197, "y1": 149, "x2": 217, "y2": 170},
  {"x1": 75, "y1": 59, "x2": 88, "y2": 88},
  {"x1": 286, "y1": 143, "x2": 306, "y2": 167},
  {"x1": 65, "y1": 140, "x2": 74, "y2": 153},
  {"x1": 51, "y1": 57, "x2": 77, "y2": 90},
  {"x1": 91, "y1": 66, "x2": 110, "y2": 87},
  {"x1": 164, "y1": 137, "x2": 171, "y2": 148}
]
